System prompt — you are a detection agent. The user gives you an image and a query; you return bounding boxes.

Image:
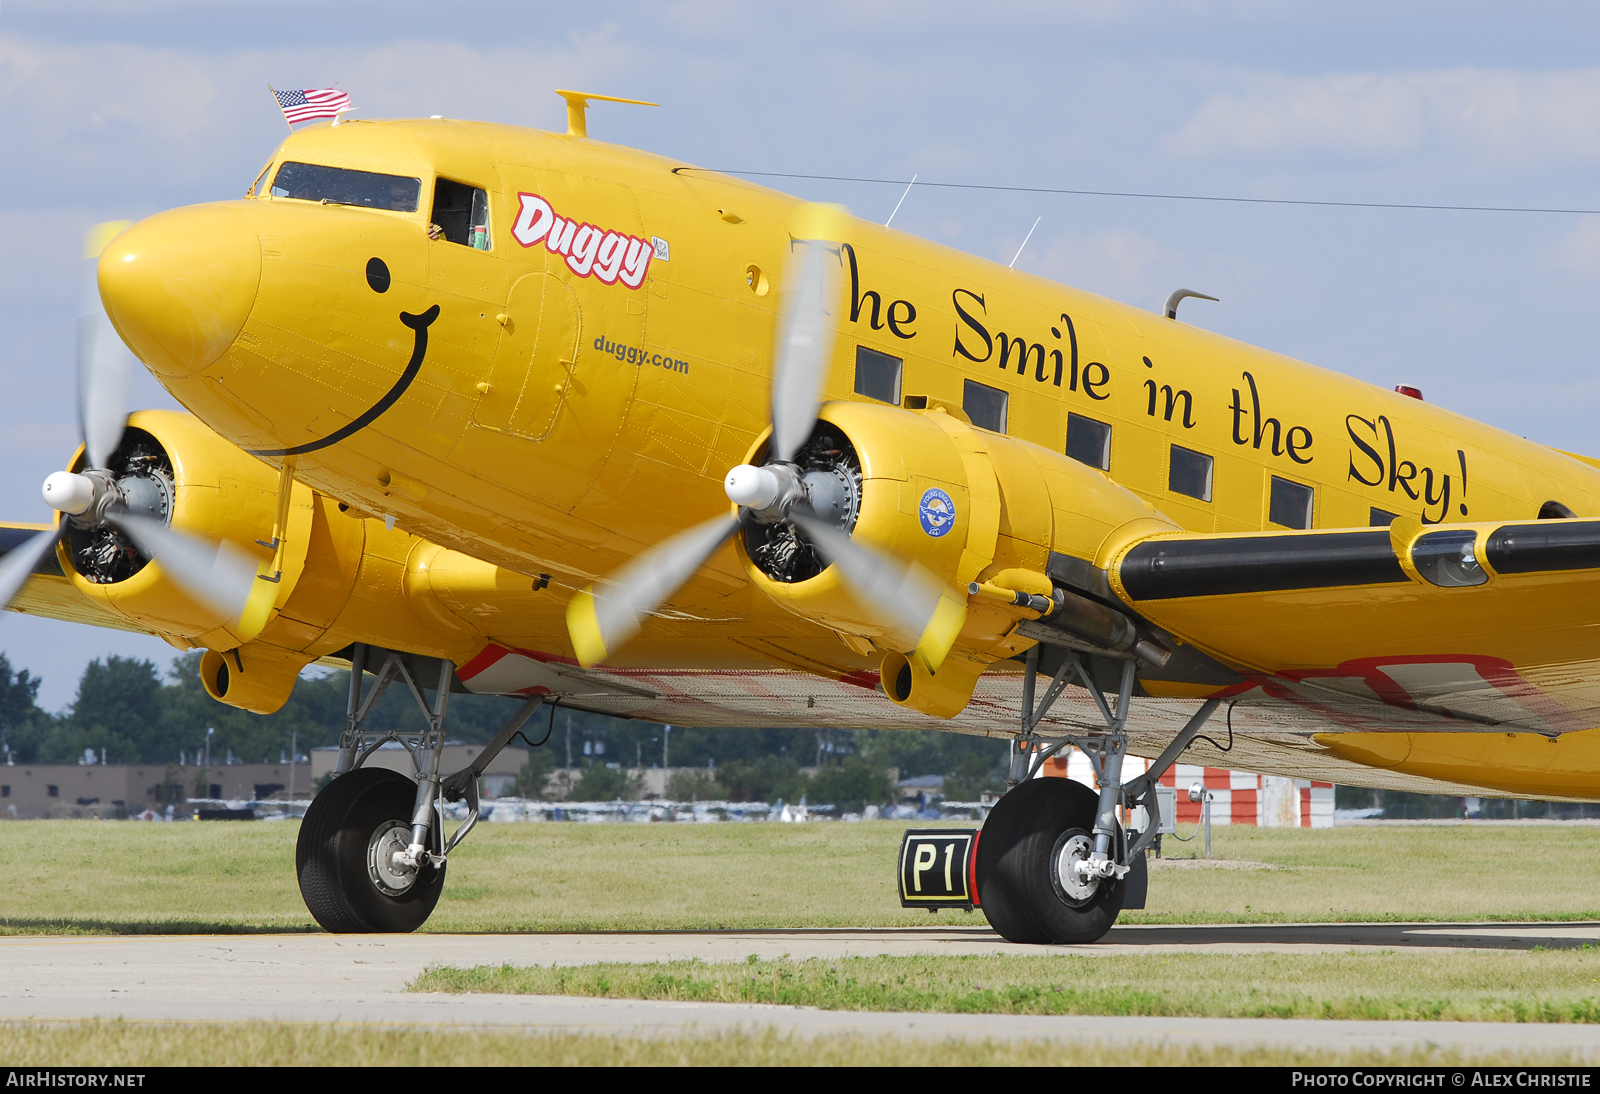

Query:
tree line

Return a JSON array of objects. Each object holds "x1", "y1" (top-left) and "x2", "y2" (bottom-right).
[{"x1": 0, "y1": 652, "x2": 1012, "y2": 809}]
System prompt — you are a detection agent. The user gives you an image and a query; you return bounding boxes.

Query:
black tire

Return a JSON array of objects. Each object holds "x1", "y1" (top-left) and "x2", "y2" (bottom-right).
[
  {"x1": 976, "y1": 778, "x2": 1125, "y2": 944},
  {"x1": 295, "y1": 767, "x2": 445, "y2": 933}
]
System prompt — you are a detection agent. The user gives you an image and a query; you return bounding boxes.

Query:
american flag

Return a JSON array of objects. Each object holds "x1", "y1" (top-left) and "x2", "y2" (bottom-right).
[{"x1": 272, "y1": 87, "x2": 352, "y2": 125}]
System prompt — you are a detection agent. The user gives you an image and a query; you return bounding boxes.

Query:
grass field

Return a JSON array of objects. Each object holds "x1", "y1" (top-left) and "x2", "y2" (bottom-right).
[
  {"x1": 0, "y1": 1021, "x2": 1580, "y2": 1067},
  {"x1": 417, "y1": 950, "x2": 1600, "y2": 1022},
  {"x1": 3, "y1": 817, "x2": 1600, "y2": 934},
  {"x1": 9, "y1": 819, "x2": 1600, "y2": 1065}
]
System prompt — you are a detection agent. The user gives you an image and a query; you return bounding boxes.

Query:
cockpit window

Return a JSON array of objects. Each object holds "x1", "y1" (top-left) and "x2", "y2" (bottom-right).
[
  {"x1": 269, "y1": 161, "x2": 421, "y2": 211},
  {"x1": 431, "y1": 178, "x2": 490, "y2": 249},
  {"x1": 250, "y1": 164, "x2": 272, "y2": 198}
]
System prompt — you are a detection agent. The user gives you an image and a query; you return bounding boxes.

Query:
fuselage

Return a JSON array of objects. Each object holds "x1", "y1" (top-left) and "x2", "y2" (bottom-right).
[{"x1": 97, "y1": 116, "x2": 1600, "y2": 680}]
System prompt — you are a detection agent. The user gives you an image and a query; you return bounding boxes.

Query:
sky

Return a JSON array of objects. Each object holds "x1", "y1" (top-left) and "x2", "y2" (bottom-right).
[{"x1": 5, "y1": 0, "x2": 1600, "y2": 708}]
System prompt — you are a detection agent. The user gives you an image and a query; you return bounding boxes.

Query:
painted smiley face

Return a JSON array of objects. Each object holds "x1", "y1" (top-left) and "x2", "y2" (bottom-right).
[{"x1": 248, "y1": 260, "x2": 437, "y2": 458}]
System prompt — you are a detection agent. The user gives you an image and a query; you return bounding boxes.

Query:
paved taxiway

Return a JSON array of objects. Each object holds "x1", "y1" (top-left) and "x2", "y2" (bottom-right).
[{"x1": 5, "y1": 924, "x2": 1600, "y2": 1055}]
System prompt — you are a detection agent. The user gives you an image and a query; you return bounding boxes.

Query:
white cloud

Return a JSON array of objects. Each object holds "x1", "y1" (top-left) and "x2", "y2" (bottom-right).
[
  {"x1": 1031, "y1": 226, "x2": 1201, "y2": 311},
  {"x1": 0, "y1": 30, "x2": 640, "y2": 206},
  {"x1": 1165, "y1": 68, "x2": 1600, "y2": 169}
]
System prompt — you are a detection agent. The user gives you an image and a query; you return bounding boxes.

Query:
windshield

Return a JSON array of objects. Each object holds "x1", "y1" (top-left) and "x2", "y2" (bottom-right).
[{"x1": 269, "y1": 162, "x2": 421, "y2": 211}]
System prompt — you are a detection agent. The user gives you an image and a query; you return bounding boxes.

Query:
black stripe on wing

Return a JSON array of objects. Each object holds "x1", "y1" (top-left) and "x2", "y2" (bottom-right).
[
  {"x1": 1486, "y1": 521, "x2": 1600, "y2": 574},
  {"x1": 1121, "y1": 530, "x2": 1406, "y2": 601}
]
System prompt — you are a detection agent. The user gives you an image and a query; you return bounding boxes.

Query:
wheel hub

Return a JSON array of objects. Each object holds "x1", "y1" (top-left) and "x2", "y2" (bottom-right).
[
  {"x1": 1050, "y1": 830, "x2": 1099, "y2": 905},
  {"x1": 367, "y1": 821, "x2": 417, "y2": 896}
]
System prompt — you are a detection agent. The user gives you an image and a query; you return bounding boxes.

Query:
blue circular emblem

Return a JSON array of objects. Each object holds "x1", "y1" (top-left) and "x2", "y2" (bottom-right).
[{"x1": 918, "y1": 487, "x2": 956, "y2": 537}]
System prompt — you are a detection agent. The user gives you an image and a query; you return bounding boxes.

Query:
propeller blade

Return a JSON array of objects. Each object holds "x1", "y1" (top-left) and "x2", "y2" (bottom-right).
[
  {"x1": 0, "y1": 529, "x2": 62, "y2": 614},
  {"x1": 109, "y1": 512, "x2": 258, "y2": 621},
  {"x1": 566, "y1": 513, "x2": 741, "y2": 668},
  {"x1": 769, "y1": 205, "x2": 845, "y2": 463},
  {"x1": 790, "y1": 514, "x2": 965, "y2": 671},
  {"x1": 78, "y1": 221, "x2": 134, "y2": 470}
]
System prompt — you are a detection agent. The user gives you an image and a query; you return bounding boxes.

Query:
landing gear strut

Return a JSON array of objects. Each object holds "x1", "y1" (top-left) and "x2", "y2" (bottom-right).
[
  {"x1": 295, "y1": 644, "x2": 545, "y2": 933},
  {"x1": 977, "y1": 645, "x2": 1220, "y2": 944}
]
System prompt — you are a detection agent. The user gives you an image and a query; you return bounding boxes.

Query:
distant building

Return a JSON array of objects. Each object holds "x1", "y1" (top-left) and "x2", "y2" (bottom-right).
[
  {"x1": 0, "y1": 760, "x2": 310, "y2": 819},
  {"x1": 896, "y1": 774, "x2": 944, "y2": 809}
]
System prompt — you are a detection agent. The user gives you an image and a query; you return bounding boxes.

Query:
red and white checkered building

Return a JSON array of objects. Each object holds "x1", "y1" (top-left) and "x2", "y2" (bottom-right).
[{"x1": 1035, "y1": 749, "x2": 1333, "y2": 828}]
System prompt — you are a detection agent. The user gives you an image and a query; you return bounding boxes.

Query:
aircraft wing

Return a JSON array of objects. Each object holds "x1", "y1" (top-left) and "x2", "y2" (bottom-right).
[
  {"x1": 0, "y1": 524, "x2": 152, "y2": 636},
  {"x1": 1103, "y1": 517, "x2": 1600, "y2": 736}
]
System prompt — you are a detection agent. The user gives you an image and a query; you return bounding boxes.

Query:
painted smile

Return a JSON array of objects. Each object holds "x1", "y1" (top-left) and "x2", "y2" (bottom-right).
[{"x1": 250, "y1": 304, "x2": 440, "y2": 458}]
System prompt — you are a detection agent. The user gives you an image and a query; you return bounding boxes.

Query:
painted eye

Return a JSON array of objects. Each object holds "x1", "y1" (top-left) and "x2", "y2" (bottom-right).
[{"x1": 365, "y1": 257, "x2": 391, "y2": 293}]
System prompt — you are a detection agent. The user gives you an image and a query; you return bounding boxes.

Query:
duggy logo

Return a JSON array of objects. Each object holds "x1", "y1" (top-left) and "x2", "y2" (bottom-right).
[
  {"x1": 511, "y1": 193, "x2": 653, "y2": 288},
  {"x1": 918, "y1": 487, "x2": 956, "y2": 537}
]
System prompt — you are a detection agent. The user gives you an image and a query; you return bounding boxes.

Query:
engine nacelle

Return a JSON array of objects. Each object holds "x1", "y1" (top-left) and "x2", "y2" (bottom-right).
[
  {"x1": 59, "y1": 410, "x2": 303, "y2": 650},
  {"x1": 53, "y1": 410, "x2": 543, "y2": 715},
  {"x1": 736, "y1": 401, "x2": 1179, "y2": 716},
  {"x1": 739, "y1": 403, "x2": 971, "y2": 644}
]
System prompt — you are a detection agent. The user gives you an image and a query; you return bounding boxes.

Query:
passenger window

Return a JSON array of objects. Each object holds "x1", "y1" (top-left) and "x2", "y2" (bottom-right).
[
  {"x1": 1168, "y1": 445, "x2": 1213, "y2": 502},
  {"x1": 1066, "y1": 413, "x2": 1111, "y2": 471},
  {"x1": 1370, "y1": 507, "x2": 1398, "y2": 527},
  {"x1": 1269, "y1": 476, "x2": 1314, "y2": 529},
  {"x1": 963, "y1": 380, "x2": 1008, "y2": 433},
  {"x1": 854, "y1": 346, "x2": 903, "y2": 405},
  {"x1": 431, "y1": 178, "x2": 490, "y2": 249}
]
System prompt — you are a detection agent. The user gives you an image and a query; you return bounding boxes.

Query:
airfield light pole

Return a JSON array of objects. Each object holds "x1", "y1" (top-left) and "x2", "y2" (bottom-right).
[{"x1": 205, "y1": 727, "x2": 214, "y2": 783}]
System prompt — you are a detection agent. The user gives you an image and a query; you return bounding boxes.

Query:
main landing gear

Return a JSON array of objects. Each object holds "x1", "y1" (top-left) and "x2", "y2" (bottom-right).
[
  {"x1": 295, "y1": 644, "x2": 545, "y2": 933},
  {"x1": 976, "y1": 646, "x2": 1221, "y2": 944}
]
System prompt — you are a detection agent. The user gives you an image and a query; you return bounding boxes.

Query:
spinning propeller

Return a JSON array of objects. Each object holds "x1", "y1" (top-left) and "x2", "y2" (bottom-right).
[
  {"x1": 0, "y1": 222, "x2": 260, "y2": 626},
  {"x1": 566, "y1": 205, "x2": 965, "y2": 671}
]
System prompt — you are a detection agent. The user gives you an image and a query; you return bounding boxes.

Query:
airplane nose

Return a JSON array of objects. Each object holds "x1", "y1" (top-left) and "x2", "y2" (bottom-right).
[{"x1": 99, "y1": 205, "x2": 261, "y2": 378}]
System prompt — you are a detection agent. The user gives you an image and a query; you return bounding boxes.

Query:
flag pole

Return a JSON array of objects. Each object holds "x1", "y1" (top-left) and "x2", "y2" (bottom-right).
[{"x1": 267, "y1": 84, "x2": 293, "y2": 134}]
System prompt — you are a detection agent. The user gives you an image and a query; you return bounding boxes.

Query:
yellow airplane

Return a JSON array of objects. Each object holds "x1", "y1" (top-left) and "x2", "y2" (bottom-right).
[{"x1": 7, "y1": 91, "x2": 1600, "y2": 943}]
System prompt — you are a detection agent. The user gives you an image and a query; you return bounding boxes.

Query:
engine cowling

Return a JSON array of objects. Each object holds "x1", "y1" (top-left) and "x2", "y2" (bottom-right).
[
  {"x1": 739, "y1": 402, "x2": 972, "y2": 644},
  {"x1": 58, "y1": 410, "x2": 303, "y2": 650},
  {"x1": 51, "y1": 410, "x2": 541, "y2": 715},
  {"x1": 735, "y1": 400, "x2": 1179, "y2": 716}
]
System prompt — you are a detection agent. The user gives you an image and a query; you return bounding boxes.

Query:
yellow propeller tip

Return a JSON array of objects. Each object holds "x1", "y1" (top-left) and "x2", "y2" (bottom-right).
[
  {"x1": 565, "y1": 588, "x2": 609, "y2": 668},
  {"x1": 83, "y1": 220, "x2": 133, "y2": 261},
  {"x1": 792, "y1": 202, "x2": 851, "y2": 243},
  {"x1": 915, "y1": 592, "x2": 967, "y2": 673},
  {"x1": 235, "y1": 576, "x2": 278, "y2": 642}
]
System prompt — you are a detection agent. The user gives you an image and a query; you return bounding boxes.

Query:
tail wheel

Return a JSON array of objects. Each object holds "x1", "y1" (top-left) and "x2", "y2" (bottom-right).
[
  {"x1": 295, "y1": 767, "x2": 445, "y2": 933},
  {"x1": 976, "y1": 777, "x2": 1126, "y2": 944}
]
